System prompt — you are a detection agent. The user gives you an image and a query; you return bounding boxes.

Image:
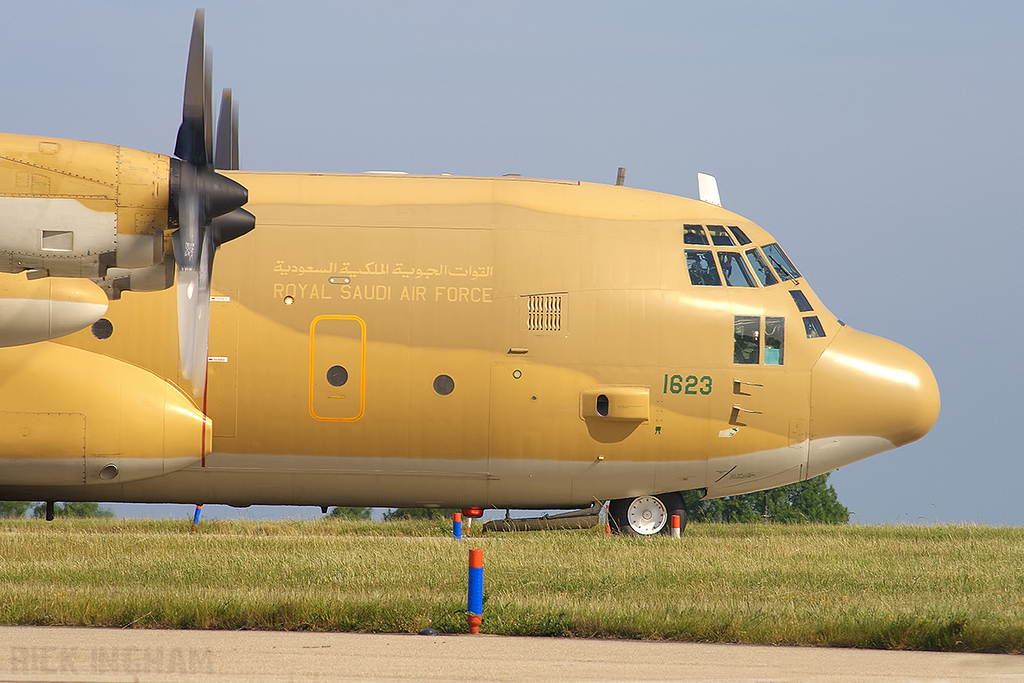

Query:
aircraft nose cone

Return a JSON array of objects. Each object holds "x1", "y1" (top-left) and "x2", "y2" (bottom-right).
[{"x1": 808, "y1": 326, "x2": 939, "y2": 475}]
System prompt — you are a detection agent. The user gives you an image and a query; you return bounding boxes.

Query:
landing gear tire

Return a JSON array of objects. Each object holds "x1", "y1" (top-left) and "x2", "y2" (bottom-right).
[{"x1": 609, "y1": 492, "x2": 687, "y2": 536}]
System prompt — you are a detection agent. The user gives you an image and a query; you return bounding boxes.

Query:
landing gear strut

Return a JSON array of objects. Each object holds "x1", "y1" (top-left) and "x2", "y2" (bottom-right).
[{"x1": 609, "y1": 492, "x2": 687, "y2": 536}]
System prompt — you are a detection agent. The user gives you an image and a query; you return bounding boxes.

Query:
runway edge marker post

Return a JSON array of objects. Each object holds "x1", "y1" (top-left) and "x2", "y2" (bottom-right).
[
  {"x1": 671, "y1": 514, "x2": 681, "y2": 539},
  {"x1": 467, "y1": 548, "x2": 483, "y2": 634},
  {"x1": 453, "y1": 512, "x2": 463, "y2": 541}
]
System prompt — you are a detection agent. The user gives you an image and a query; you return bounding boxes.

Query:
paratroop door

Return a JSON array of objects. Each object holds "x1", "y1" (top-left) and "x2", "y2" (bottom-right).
[{"x1": 309, "y1": 315, "x2": 366, "y2": 422}]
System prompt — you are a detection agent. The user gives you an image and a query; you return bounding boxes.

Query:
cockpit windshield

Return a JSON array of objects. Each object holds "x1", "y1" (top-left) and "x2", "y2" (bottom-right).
[
  {"x1": 685, "y1": 249, "x2": 722, "y2": 286},
  {"x1": 761, "y1": 243, "x2": 801, "y2": 281},
  {"x1": 744, "y1": 248, "x2": 778, "y2": 287},
  {"x1": 728, "y1": 226, "x2": 752, "y2": 245},
  {"x1": 683, "y1": 224, "x2": 709, "y2": 245},
  {"x1": 717, "y1": 252, "x2": 756, "y2": 287},
  {"x1": 680, "y1": 224, "x2": 804, "y2": 290},
  {"x1": 706, "y1": 225, "x2": 735, "y2": 246}
]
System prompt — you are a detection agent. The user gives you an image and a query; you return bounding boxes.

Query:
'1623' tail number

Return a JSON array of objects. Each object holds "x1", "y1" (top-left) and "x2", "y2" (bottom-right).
[{"x1": 663, "y1": 374, "x2": 712, "y2": 395}]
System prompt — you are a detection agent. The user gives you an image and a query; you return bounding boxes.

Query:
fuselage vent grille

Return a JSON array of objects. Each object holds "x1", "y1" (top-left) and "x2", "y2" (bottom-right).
[{"x1": 526, "y1": 294, "x2": 563, "y2": 331}]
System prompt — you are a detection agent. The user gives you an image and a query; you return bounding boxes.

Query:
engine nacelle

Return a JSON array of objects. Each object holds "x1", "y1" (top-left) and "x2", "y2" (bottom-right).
[{"x1": 0, "y1": 133, "x2": 170, "y2": 279}]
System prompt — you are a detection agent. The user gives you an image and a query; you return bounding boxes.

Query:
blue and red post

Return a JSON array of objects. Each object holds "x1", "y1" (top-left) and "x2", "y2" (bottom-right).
[
  {"x1": 191, "y1": 504, "x2": 203, "y2": 533},
  {"x1": 467, "y1": 548, "x2": 483, "y2": 633},
  {"x1": 453, "y1": 512, "x2": 463, "y2": 541}
]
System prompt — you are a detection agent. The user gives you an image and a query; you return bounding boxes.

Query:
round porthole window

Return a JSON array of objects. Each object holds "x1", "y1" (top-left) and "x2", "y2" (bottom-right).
[
  {"x1": 326, "y1": 365, "x2": 349, "y2": 387},
  {"x1": 91, "y1": 318, "x2": 113, "y2": 340},
  {"x1": 433, "y1": 374, "x2": 455, "y2": 396}
]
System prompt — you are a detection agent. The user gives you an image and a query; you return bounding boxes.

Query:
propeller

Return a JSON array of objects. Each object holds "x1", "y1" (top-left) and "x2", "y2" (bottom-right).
[
  {"x1": 215, "y1": 88, "x2": 238, "y2": 171},
  {"x1": 169, "y1": 10, "x2": 254, "y2": 397}
]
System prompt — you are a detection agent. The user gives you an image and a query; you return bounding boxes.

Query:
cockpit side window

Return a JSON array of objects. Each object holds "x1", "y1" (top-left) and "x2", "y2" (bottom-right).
[
  {"x1": 744, "y1": 248, "x2": 779, "y2": 287},
  {"x1": 686, "y1": 250, "x2": 722, "y2": 286},
  {"x1": 764, "y1": 316, "x2": 785, "y2": 365},
  {"x1": 734, "y1": 316, "x2": 760, "y2": 364},
  {"x1": 717, "y1": 252, "x2": 756, "y2": 287},
  {"x1": 728, "y1": 226, "x2": 752, "y2": 245},
  {"x1": 683, "y1": 224, "x2": 710, "y2": 245},
  {"x1": 789, "y1": 290, "x2": 813, "y2": 312},
  {"x1": 762, "y1": 243, "x2": 801, "y2": 281},
  {"x1": 706, "y1": 224, "x2": 735, "y2": 246},
  {"x1": 803, "y1": 316, "x2": 826, "y2": 338}
]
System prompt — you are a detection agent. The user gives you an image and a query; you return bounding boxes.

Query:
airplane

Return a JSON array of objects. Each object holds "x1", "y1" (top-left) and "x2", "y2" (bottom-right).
[{"x1": 0, "y1": 11, "x2": 939, "y2": 535}]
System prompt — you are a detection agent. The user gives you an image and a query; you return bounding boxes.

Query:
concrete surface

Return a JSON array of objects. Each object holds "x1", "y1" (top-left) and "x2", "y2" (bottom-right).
[{"x1": 1, "y1": 626, "x2": 1022, "y2": 682}]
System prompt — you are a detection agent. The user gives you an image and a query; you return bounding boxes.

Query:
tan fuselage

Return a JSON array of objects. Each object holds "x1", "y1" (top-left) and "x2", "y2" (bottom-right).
[{"x1": 0, "y1": 170, "x2": 940, "y2": 510}]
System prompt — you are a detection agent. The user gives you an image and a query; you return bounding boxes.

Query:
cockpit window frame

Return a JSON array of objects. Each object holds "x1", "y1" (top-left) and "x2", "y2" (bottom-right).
[
  {"x1": 733, "y1": 316, "x2": 760, "y2": 365},
  {"x1": 728, "y1": 226, "x2": 752, "y2": 245},
  {"x1": 685, "y1": 249, "x2": 723, "y2": 286},
  {"x1": 764, "y1": 316, "x2": 785, "y2": 365},
  {"x1": 706, "y1": 224, "x2": 735, "y2": 246},
  {"x1": 789, "y1": 290, "x2": 813, "y2": 312},
  {"x1": 733, "y1": 315, "x2": 787, "y2": 366},
  {"x1": 762, "y1": 243, "x2": 802, "y2": 281},
  {"x1": 717, "y1": 251, "x2": 757, "y2": 287},
  {"x1": 744, "y1": 248, "x2": 779, "y2": 287},
  {"x1": 683, "y1": 224, "x2": 710, "y2": 245},
  {"x1": 680, "y1": 225, "x2": 806, "y2": 294},
  {"x1": 803, "y1": 315, "x2": 826, "y2": 339}
]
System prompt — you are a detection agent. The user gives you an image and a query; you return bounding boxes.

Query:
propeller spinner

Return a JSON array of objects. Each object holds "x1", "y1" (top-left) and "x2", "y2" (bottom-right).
[{"x1": 169, "y1": 10, "x2": 255, "y2": 397}]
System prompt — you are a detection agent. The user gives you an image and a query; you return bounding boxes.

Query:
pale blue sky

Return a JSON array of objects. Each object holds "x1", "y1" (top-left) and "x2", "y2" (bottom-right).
[{"x1": 2, "y1": 2, "x2": 1021, "y2": 523}]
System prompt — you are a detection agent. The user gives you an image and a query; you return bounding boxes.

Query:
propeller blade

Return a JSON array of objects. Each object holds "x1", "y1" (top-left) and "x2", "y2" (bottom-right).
[
  {"x1": 215, "y1": 88, "x2": 239, "y2": 171},
  {"x1": 174, "y1": 10, "x2": 209, "y2": 166},
  {"x1": 203, "y1": 46, "x2": 214, "y2": 167},
  {"x1": 174, "y1": 268, "x2": 200, "y2": 381},
  {"x1": 189, "y1": 228, "x2": 214, "y2": 396},
  {"x1": 171, "y1": 177, "x2": 200, "y2": 381}
]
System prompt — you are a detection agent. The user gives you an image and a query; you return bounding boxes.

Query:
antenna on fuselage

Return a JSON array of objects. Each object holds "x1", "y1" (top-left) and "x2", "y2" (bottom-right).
[
  {"x1": 615, "y1": 167, "x2": 626, "y2": 186},
  {"x1": 697, "y1": 172, "x2": 721, "y2": 206}
]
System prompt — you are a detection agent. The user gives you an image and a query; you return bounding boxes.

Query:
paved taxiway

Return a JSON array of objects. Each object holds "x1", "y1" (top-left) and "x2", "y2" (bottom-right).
[{"x1": 1, "y1": 626, "x2": 1022, "y2": 682}]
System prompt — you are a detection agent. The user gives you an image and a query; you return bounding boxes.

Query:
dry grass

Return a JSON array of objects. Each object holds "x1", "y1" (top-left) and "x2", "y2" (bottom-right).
[{"x1": 0, "y1": 518, "x2": 1021, "y2": 652}]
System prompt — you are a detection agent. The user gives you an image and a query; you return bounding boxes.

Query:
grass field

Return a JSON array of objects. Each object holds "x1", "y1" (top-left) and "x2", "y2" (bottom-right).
[{"x1": 0, "y1": 518, "x2": 1022, "y2": 653}]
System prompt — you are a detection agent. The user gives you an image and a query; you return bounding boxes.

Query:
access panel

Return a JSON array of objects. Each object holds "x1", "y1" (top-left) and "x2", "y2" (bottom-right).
[{"x1": 0, "y1": 411, "x2": 85, "y2": 485}]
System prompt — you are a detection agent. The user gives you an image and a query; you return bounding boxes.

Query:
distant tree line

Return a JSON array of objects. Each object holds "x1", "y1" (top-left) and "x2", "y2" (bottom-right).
[
  {"x1": 327, "y1": 507, "x2": 457, "y2": 521},
  {"x1": 683, "y1": 473, "x2": 850, "y2": 524},
  {"x1": 326, "y1": 507, "x2": 461, "y2": 521},
  {"x1": 0, "y1": 502, "x2": 114, "y2": 519},
  {"x1": 326, "y1": 506, "x2": 372, "y2": 519},
  {"x1": 381, "y1": 507, "x2": 457, "y2": 521}
]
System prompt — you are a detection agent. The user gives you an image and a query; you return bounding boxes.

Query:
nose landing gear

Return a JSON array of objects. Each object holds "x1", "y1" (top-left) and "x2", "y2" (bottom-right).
[{"x1": 609, "y1": 492, "x2": 688, "y2": 536}]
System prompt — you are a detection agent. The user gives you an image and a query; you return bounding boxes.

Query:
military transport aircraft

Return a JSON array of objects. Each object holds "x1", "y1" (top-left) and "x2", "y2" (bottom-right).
[{"x1": 0, "y1": 11, "x2": 938, "y2": 534}]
